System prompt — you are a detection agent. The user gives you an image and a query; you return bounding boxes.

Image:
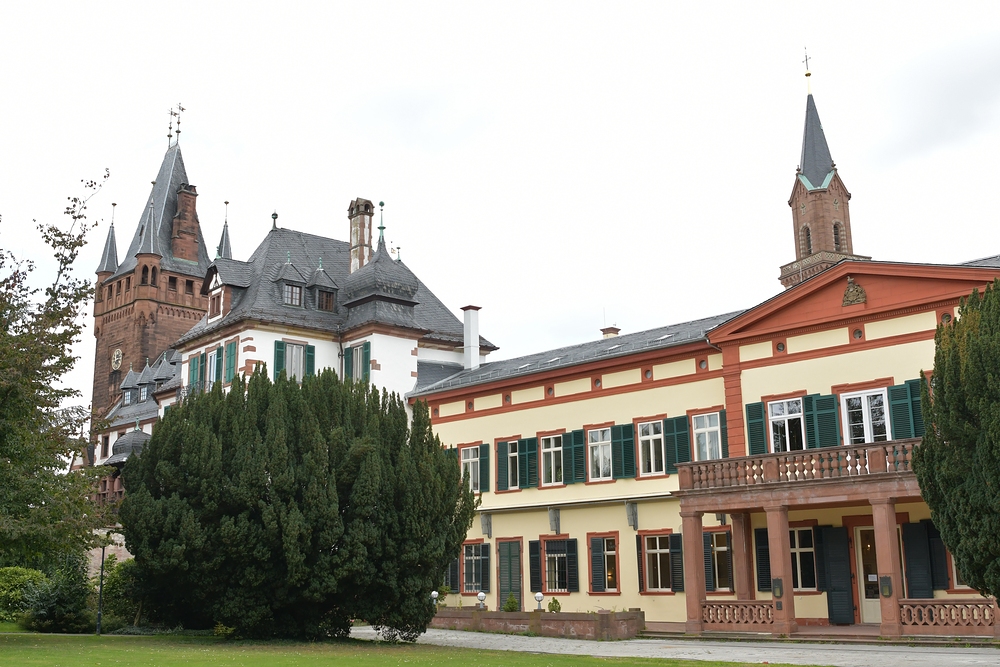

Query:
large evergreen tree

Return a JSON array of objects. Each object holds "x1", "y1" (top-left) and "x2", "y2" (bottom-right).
[
  {"x1": 120, "y1": 368, "x2": 476, "y2": 639},
  {"x1": 913, "y1": 279, "x2": 1000, "y2": 598}
]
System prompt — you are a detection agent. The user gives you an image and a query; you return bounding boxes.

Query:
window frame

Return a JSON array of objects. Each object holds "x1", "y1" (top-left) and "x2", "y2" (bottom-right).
[
  {"x1": 543, "y1": 538, "x2": 569, "y2": 594},
  {"x1": 840, "y1": 388, "x2": 891, "y2": 445},
  {"x1": 185, "y1": 279, "x2": 194, "y2": 295},
  {"x1": 507, "y1": 440, "x2": 520, "y2": 490},
  {"x1": 637, "y1": 420, "x2": 665, "y2": 477},
  {"x1": 588, "y1": 427, "x2": 612, "y2": 482},
  {"x1": 317, "y1": 289, "x2": 335, "y2": 312},
  {"x1": 767, "y1": 397, "x2": 806, "y2": 453},
  {"x1": 462, "y1": 541, "x2": 487, "y2": 594},
  {"x1": 284, "y1": 342, "x2": 305, "y2": 381},
  {"x1": 789, "y1": 527, "x2": 818, "y2": 591},
  {"x1": 540, "y1": 434, "x2": 564, "y2": 487},
  {"x1": 283, "y1": 283, "x2": 303, "y2": 307},
  {"x1": 460, "y1": 444, "x2": 480, "y2": 494},
  {"x1": 692, "y1": 411, "x2": 723, "y2": 461},
  {"x1": 209, "y1": 292, "x2": 222, "y2": 318},
  {"x1": 706, "y1": 529, "x2": 732, "y2": 592},
  {"x1": 643, "y1": 533, "x2": 676, "y2": 593}
]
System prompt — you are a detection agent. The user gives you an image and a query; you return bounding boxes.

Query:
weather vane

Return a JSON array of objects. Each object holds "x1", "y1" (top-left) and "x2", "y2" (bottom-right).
[
  {"x1": 167, "y1": 103, "x2": 186, "y2": 146},
  {"x1": 803, "y1": 48, "x2": 811, "y2": 73}
]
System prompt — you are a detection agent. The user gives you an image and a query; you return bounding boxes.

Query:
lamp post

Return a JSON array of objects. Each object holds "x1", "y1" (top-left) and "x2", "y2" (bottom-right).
[
  {"x1": 431, "y1": 590, "x2": 439, "y2": 609},
  {"x1": 96, "y1": 532, "x2": 109, "y2": 635},
  {"x1": 535, "y1": 591, "x2": 544, "y2": 611},
  {"x1": 477, "y1": 591, "x2": 486, "y2": 610}
]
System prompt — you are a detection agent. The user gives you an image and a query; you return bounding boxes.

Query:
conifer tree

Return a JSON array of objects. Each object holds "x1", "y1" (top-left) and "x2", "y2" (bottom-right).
[{"x1": 913, "y1": 279, "x2": 1000, "y2": 598}]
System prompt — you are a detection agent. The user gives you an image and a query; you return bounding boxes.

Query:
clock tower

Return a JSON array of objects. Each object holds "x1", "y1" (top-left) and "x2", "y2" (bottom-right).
[{"x1": 91, "y1": 141, "x2": 211, "y2": 418}]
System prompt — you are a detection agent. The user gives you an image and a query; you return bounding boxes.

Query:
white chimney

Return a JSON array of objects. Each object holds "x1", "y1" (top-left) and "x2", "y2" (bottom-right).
[{"x1": 462, "y1": 306, "x2": 481, "y2": 370}]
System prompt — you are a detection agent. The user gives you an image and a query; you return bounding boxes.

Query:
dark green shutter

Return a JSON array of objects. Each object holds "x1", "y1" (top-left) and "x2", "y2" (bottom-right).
[
  {"x1": 611, "y1": 424, "x2": 635, "y2": 479},
  {"x1": 704, "y1": 532, "x2": 716, "y2": 592},
  {"x1": 818, "y1": 526, "x2": 853, "y2": 623},
  {"x1": 215, "y1": 346, "x2": 223, "y2": 382},
  {"x1": 805, "y1": 394, "x2": 840, "y2": 448},
  {"x1": 922, "y1": 520, "x2": 950, "y2": 590},
  {"x1": 224, "y1": 341, "x2": 236, "y2": 382},
  {"x1": 529, "y1": 540, "x2": 542, "y2": 592},
  {"x1": 479, "y1": 444, "x2": 490, "y2": 493},
  {"x1": 590, "y1": 537, "x2": 605, "y2": 592},
  {"x1": 664, "y1": 415, "x2": 690, "y2": 473},
  {"x1": 669, "y1": 534, "x2": 684, "y2": 592},
  {"x1": 448, "y1": 558, "x2": 460, "y2": 592},
  {"x1": 755, "y1": 527, "x2": 771, "y2": 592},
  {"x1": 902, "y1": 522, "x2": 934, "y2": 598},
  {"x1": 636, "y1": 534, "x2": 645, "y2": 592},
  {"x1": 188, "y1": 355, "x2": 198, "y2": 385},
  {"x1": 362, "y1": 341, "x2": 371, "y2": 382},
  {"x1": 305, "y1": 345, "x2": 315, "y2": 377},
  {"x1": 480, "y1": 543, "x2": 491, "y2": 592},
  {"x1": 199, "y1": 352, "x2": 207, "y2": 382},
  {"x1": 907, "y1": 378, "x2": 925, "y2": 437},
  {"x1": 720, "y1": 409, "x2": 729, "y2": 458},
  {"x1": 522, "y1": 437, "x2": 538, "y2": 487},
  {"x1": 889, "y1": 383, "x2": 915, "y2": 439},
  {"x1": 343, "y1": 345, "x2": 353, "y2": 379},
  {"x1": 497, "y1": 442, "x2": 509, "y2": 491},
  {"x1": 567, "y1": 539, "x2": 579, "y2": 592},
  {"x1": 274, "y1": 341, "x2": 285, "y2": 381},
  {"x1": 746, "y1": 402, "x2": 767, "y2": 455},
  {"x1": 564, "y1": 430, "x2": 585, "y2": 484},
  {"x1": 814, "y1": 527, "x2": 828, "y2": 592}
]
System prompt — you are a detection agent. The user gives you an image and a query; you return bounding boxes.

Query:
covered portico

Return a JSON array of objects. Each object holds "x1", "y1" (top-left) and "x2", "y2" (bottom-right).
[{"x1": 674, "y1": 439, "x2": 999, "y2": 638}]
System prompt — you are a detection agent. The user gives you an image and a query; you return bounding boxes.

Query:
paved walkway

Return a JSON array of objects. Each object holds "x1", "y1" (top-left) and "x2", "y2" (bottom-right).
[{"x1": 351, "y1": 626, "x2": 999, "y2": 666}]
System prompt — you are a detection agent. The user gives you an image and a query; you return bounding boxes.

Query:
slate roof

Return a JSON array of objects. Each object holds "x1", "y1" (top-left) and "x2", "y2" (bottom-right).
[
  {"x1": 177, "y1": 226, "x2": 496, "y2": 351},
  {"x1": 799, "y1": 94, "x2": 836, "y2": 190},
  {"x1": 217, "y1": 222, "x2": 232, "y2": 259},
  {"x1": 413, "y1": 361, "x2": 465, "y2": 393},
  {"x1": 105, "y1": 429, "x2": 150, "y2": 467},
  {"x1": 108, "y1": 144, "x2": 212, "y2": 281},
  {"x1": 119, "y1": 368, "x2": 138, "y2": 390},
  {"x1": 96, "y1": 224, "x2": 118, "y2": 274},
  {"x1": 410, "y1": 311, "x2": 743, "y2": 397},
  {"x1": 963, "y1": 254, "x2": 1000, "y2": 268}
]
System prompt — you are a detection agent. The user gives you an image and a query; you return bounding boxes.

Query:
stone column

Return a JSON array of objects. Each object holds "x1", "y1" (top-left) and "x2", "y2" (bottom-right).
[
  {"x1": 871, "y1": 498, "x2": 903, "y2": 638},
  {"x1": 681, "y1": 511, "x2": 705, "y2": 634},
  {"x1": 764, "y1": 505, "x2": 797, "y2": 635},
  {"x1": 729, "y1": 512, "x2": 754, "y2": 600}
]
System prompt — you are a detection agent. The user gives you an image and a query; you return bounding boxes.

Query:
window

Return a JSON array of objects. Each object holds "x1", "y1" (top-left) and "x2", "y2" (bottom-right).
[
  {"x1": 344, "y1": 342, "x2": 370, "y2": 382},
  {"x1": 841, "y1": 389, "x2": 889, "y2": 445},
  {"x1": 352, "y1": 346, "x2": 364, "y2": 376},
  {"x1": 461, "y1": 446, "x2": 480, "y2": 493},
  {"x1": 507, "y1": 440, "x2": 520, "y2": 489},
  {"x1": 645, "y1": 535, "x2": 675, "y2": 591},
  {"x1": 769, "y1": 398, "x2": 805, "y2": 452},
  {"x1": 789, "y1": 528, "x2": 817, "y2": 590},
  {"x1": 318, "y1": 290, "x2": 335, "y2": 311},
  {"x1": 141, "y1": 266, "x2": 149, "y2": 285},
  {"x1": 284, "y1": 343, "x2": 305, "y2": 381},
  {"x1": 105, "y1": 286, "x2": 111, "y2": 301},
  {"x1": 693, "y1": 412, "x2": 722, "y2": 460},
  {"x1": 803, "y1": 226, "x2": 812, "y2": 254},
  {"x1": 150, "y1": 267, "x2": 158, "y2": 286},
  {"x1": 541, "y1": 435, "x2": 563, "y2": 486},
  {"x1": 115, "y1": 280, "x2": 121, "y2": 296},
  {"x1": 139, "y1": 385, "x2": 148, "y2": 401},
  {"x1": 168, "y1": 276, "x2": 177, "y2": 291},
  {"x1": 601, "y1": 537, "x2": 617, "y2": 591},
  {"x1": 207, "y1": 350, "x2": 218, "y2": 385},
  {"x1": 123, "y1": 390, "x2": 132, "y2": 406},
  {"x1": 638, "y1": 421, "x2": 664, "y2": 475},
  {"x1": 283, "y1": 283, "x2": 302, "y2": 306},
  {"x1": 545, "y1": 540, "x2": 568, "y2": 592},
  {"x1": 185, "y1": 279, "x2": 194, "y2": 295},
  {"x1": 101, "y1": 435, "x2": 110, "y2": 459},
  {"x1": 588, "y1": 428, "x2": 612, "y2": 481},
  {"x1": 833, "y1": 224, "x2": 842, "y2": 252},
  {"x1": 210, "y1": 294, "x2": 222, "y2": 317},
  {"x1": 707, "y1": 532, "x2": 731, "y2": 591},
  {"x1": 125, "y1": 277, "x2": 131, "y2": 291},
  {"x1": 463, "y1": 543, "x2": 488, "y2": 593}
]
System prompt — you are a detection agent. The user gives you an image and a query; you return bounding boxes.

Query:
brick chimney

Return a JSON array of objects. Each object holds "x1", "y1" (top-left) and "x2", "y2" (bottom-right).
[
  {"x1": 348, "y1": 198, "x2": 374, "y2": 273},
  {"x1": 172, "y1": 184, "x2": 200, "y2": 262}
]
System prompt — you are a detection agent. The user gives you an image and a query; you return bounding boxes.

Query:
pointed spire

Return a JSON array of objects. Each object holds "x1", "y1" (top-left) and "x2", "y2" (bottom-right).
[
  {"x1": 217, "y1": 202, "x2": 232, "y2": 259},
  {"x1": 96, "y1": 206, "x2": 119, "y2": 274},
  {"x1": 799, "y1": 93, "x2": 835, "y2": 190},
  {"x1": 377, "y1": 201, "x2": 386, "y2": 251}
]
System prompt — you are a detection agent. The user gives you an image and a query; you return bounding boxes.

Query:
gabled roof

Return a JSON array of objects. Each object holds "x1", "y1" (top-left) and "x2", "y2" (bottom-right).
[
  {"x1": 306, "y1": 266, "x2": 338, "y2": 289},
  {"x1": 274, "y1": 261, "x2": 307, "y2": 284},
  {"x1": 96, "y1": 224, "x2": 119, "y2": 274},
  {"x1": 108, "y1": 144, "x2": 212, "y2": 281},
  {"x1": 799, "y1": 94, "x2": 836, "y2": 191}
]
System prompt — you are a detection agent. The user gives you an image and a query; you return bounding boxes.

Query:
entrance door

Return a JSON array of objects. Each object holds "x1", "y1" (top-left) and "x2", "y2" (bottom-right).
[
  {"x1": 855, "y1": 527, "x2": 881, "y2": 623},
  {"x1": 498, "y1": 541, "x2": 522, "y2": 611}
]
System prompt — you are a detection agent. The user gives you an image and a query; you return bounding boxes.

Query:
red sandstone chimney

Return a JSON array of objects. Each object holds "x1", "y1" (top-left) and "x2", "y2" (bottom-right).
[{"x1": 172, "y1": 184, "x2": 200, "y2": 262}]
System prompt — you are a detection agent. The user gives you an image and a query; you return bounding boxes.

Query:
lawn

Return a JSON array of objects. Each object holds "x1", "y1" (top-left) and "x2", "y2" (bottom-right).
[{"x1": 0, "y1": 634, "x2": 798, "y2": 667}]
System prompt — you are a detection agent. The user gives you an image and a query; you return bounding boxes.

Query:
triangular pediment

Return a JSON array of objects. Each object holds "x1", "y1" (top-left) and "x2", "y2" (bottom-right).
[{"x1": 711, "y1": 260, "x2": 1000, "y2": 343}]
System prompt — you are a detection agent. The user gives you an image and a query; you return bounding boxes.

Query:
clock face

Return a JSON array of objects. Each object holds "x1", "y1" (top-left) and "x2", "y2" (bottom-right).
[{"x1": 112, "y1": 349, "x2": 123, "y2": 371}]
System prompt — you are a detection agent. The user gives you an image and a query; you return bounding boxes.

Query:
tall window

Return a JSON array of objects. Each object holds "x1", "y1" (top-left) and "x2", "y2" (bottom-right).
[
  {"x1": 210, "y1": 293, "x2": 222, "y2": 317},
  {"x1": 693, "y1": 412, "x2": 722, "y2": 460},
  {"x1": 284, "y1": 343, "x2": 305, "y2": 381},
  {"x1": 461, "y1": 446, "x2": 480, "y2": 493},
  {"x1": 207, "y1": 350, "x2": 218, "y2": 385},
  {"x1": 588, "y1": 428, "x2": 612, "y2": 481},
  {"x1": 101, "y1": 435, "x2": 110, "y2": 459},
  {"x1": 507, "y1": 440, "x2": 520, "y2": 489},
  {"x1": 318, "y1": 290, "x2": 335, "y2": 311},
  {"x1": 645, "y1": 535, "x2": 674, "y2": 591},
  {"x1": 841, "y1": 389, "x2": 889, "y2": 445},
  {"x1": 168, "y1": 276, "x2": 177, "y2": 292},
  {"x1": 463, "y1": 543, "x2": 486, "y2": 593},
  {"x1": 141, "y1": 266, "x2": 149, "y2": 285},
  {"x1": 125, "y1": 277, "x2": 131, "y2": 291},
  {"x1": 790, "y1": 528, "x2": 817, "y2": 590},
  {"x1": 545, "y1": 540, "x2": 568, "y2": 592},
  {"x1": 638, "y1": 421, "x2": 664, "y2": 475},
  {"x1": 139, "y1": 385, "x2": 148, "y2": 401},
  {"x1": 708, "y1": 532, "x2": 731, "y2": 591},
  {"x1": 769, "y1": 398, "x2": 805, "y2": 452},
  {"x1": 283, "y1": 283, "x2": 302, "y2": 306},
  {"x1": 185, "y1": 279, "x2": 194, "y2": 295},
  {"x1": 602, "y1": 537, "x2": 618, "y2": 591},
  {"x1": 541, "y1": 435, "x2": 563, "y2": 486},
  {"x1": 803, "y1": 226, "x2": 812, "y2": 255},
  {"x1": 833, "y1": 224, "x2": 842, "y2": 252},
  {"x1": 150, "y1": 267, "x2": 158, "y2": 286}
]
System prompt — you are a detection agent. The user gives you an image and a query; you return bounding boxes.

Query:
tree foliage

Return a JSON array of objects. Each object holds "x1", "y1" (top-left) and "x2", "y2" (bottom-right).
[
  {"x1": 913, "y1": 279, "x2": 1000, "y2": 598},
  {"x1": 20, "y1": 553, "x2": 93, "y2": 632},
  {"x1": 120, "y1": 368, "x2": 477, "y2": 640},
  {"x1": 0, "y1": 174, "x2": 111, "y2": 570}
]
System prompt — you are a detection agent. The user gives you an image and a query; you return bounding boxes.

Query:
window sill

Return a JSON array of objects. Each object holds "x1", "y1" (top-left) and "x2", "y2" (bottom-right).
[
  {"x1": 793, "y1": 590, "x2": 823, "y2": 596},
  {"x1": 494, "y1": 488, "x2": 522, "y2": 494},
  {"x1": 539, "y1": 483, "x2": 566, "y2": 490},
  {"x1": 542, "y1": 590, "x2": 573, "y2": 596},
  {"x1": 640, "y1": 590, "x2": 676, "y2": 596},
  {"x1": 585, "y1": 478, "x2": 616, "y2": 486},
  {"x1": 637, "y1": 472, "x2": 671, "y2": 480},
  {"x1": 588, "y1": 590, "x2": 621, "y2": 596}
]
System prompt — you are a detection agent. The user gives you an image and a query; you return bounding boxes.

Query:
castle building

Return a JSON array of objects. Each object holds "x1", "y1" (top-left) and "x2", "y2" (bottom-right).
[{"x1": 414, "y1": 91, "x2": 1000, "y2": 638}]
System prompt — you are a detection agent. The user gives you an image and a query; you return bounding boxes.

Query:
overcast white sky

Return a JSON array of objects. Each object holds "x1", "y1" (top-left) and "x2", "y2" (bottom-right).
[{"x1": 2, "y1": 2, "x2": 999, "y2": 409}]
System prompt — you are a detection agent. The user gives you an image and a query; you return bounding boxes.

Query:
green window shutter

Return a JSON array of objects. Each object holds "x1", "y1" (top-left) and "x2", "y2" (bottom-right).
[
  {"x1": 305, "y1": 345, "x2": 315, "y2": 377},
  {"x1": 663, "y1": 415, "x2": 690, "y2": 474},
  {"x1": 224, "y1": 341, "x2": 236, "y2": 382},
  {"x1": 720, "y1": 409, "x2": 729, "y2": 458},
  {"x1": 273, "y1": 341, "x2": 286, "y2": 381},
  {"x1": 805, "y1": 394, "x2": 840, "y2": 448},
  {"x1": 362, "y1": 341, "x2": 371, "y2": 382},
  {"x1": 921, "y1": 519, "x2": 950, "y2": 590},
  {"x1": 445, "y1": 447, "x2": 458, "y2": 462},
  {"x1": 199, "y1": 352, "x2": 207, "y2": 382},
  {"x1": 814, "y1": 526, "x2": 828, "y2": 592},
  {"x1": 497, "y1": 441, "x2": 509, "y2": 491},
  {"x1": 343, "y1": 345, "x2": 353, "y2": 380},
  {"x1": 704, "y1": 532, "x2": 716, "y2": 592},
  {"x1": 522, "y1": 437, "x2": 538, "y2": 487},
  {"x1": 479, "y1": 444, "x2": 490, "y2": 493},
  {"x1": 188, "y1": 356, "x2": 198, "y2": 385},
  {"x1": 669, "y1": 534, "x2": 684, "y2": 592},
  {"x1": 635, "y1": 534, "x2": 645, "y2": 592},
  {"x1": 746, "y1": 402, "x2": 767, "y2": 455},
  {"x1": 817, "y1": 526, "x2": 853, "y2": 623},
  {"x1": 590, "y1": 537, "x2": 605, "y2": 592},
  {"x1": 480, "y1": 543, "x2": 491, "y2": 592},
  {"x1": 529, "y1": 540, "x2": 542, "y2": 593},
  {"x1": 906, "y1": 378, "x2": 926, "y2": 437},
  {"x1": 902, "y1": 522, "x2": 934, "y2": 598},
  {"x1": 563, "y1": 429, "x2": 585, "y2": 484},
  {"x1": 566, "y1": 539, "x2": 579, "y2": 593},
  {"x1": 448, "y1": 558, "x2": 459, "y2": 592},
  {"x1": 889, "y1": 383, "x2": 915, "y2": 439},
  {"x1": 215, "y1": 346, "x2": 223, "y2": 382},
  {"x1": 611, "y1": 424, "x2": 635, "y2": 479},
  {"x1": 755, "y1": 527, "x2": 771, "y2": 592}
]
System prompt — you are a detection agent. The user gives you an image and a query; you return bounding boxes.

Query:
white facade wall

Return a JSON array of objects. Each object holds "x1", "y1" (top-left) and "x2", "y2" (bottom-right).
[{"x1": 418, "y1": 346, "x2": 479, "y2": 367}]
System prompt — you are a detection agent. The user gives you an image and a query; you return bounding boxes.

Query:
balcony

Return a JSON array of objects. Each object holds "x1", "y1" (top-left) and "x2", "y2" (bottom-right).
[{"x1": 176, "y1": 381, "x2": 214, "y2": 401}]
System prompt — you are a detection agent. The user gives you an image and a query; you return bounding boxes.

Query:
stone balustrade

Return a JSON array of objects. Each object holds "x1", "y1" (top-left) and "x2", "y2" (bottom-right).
[
  {"x1": 899, "y1": 599, "x2": 1000, "y2": 637},
  {"x1": 702, "y1": 601, "x2": 773, "y2": 628}
]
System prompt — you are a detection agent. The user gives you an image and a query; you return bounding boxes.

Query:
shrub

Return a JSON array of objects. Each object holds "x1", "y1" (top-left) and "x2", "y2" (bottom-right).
[
  {"x1": 547, "y1": 597, "x2": 561, "y2": 613},
  {"x1": 100, "y1": 557, "x2": 141, "y2": 624},
  {"x1": 502, "y1": 593, "x2": 519, "y2": 612},
  {"x1": 0, "y1": 567, "x2": 47, "y2": 622},
  {"x1": 213, "y1": 622, "x2": 236, "y2": 638},
  {"x1": 21, "y1": 556, "x2": 93, "y2": 633}
]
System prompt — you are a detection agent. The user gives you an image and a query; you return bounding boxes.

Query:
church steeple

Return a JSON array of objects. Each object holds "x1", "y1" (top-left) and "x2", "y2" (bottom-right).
[{"x1": 779, "y1": 91, "x2": 870, "y2": 289}]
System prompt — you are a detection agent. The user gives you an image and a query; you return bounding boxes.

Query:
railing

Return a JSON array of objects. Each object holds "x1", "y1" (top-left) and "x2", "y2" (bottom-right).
[
  {"x1": 899, "y1": 599, "x2": 997, "y2": 628},
  {"x1": 678, "y1": 439, "x2": 919, "y2": 491},
  {"x1": 702, "y1": 601, "x2": 773, "y2": 625},
  {"x1": 176, "y1": 381, "x2": 213, "y2": 401}
]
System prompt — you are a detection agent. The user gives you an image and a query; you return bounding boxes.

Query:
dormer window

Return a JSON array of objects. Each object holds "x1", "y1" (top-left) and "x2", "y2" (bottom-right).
[
  {"x1": 283, "y1": 284, "x2": 302, "y2": 306},
  {"x1": 210, "y1": 293, "x2": 222, "y2": 317},
  {"x1": 318, "y1": 290, "x2": 335, "y2": 311},
  {"x1": 123, "y1": 390, "x2": 132, "y2": 406},
  {"x1": 140, "y1": 385, "x2": 148, "y2": 401}
]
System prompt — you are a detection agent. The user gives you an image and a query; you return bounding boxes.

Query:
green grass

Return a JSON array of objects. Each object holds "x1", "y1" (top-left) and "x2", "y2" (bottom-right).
[
  {"x1": 0, "y1": 622, "x2": 25, "y2": 633},
  {"x1": 0, "y1": 634, "x2": 800, "y2": 667}
]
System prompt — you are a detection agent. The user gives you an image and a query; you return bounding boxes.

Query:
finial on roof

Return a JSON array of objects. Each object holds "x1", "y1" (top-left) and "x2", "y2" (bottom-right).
[
  {"x1": 134, "y1": 419, "x2": 140, "y2": 431},
  {"x1": 318, "y1": 257, "x2": 323, "y2": 270},
  {"x1": 224, "y1": 200, "x2": 229, "y2": 223},
  {"x1": 378, "y1": 201, "x2": 386, "y2": 245},
  {"x1": 129, "y1": 362, "x2": 133, "y2": 371},
  {"x1": 272, "y1": 211, "x2": 278, "y2": 230},
  {"x1": 111, "y1": 202, "x2": 116, "y2": 226},
  {"x1": 286, "y1": 251, "x2": 291, "y2": 264},
  {"x1": 803, "y1": 48, "x2": 812, "y2": 94},
  {"x1": 176, "y1": 102, "x2": 185, "y2": 141}
]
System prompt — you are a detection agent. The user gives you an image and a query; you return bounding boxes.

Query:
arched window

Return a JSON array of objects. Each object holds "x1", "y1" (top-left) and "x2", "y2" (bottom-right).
[
  {"x1": 141, "y1": 266, "x2": 149, "y2": 285},
  {"x1": 833, "y1": 224, "x2": 842, "y2": 252},
  {"x1": 151, "y1": 267, "x2": 158, "y2": 286},
  {"x1": 802, "y1": 226, "x2": 812, "y2": 255}
]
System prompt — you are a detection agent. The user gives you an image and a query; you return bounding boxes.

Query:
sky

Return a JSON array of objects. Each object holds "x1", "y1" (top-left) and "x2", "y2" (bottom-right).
[{"x1": 2, "y1": 2, "x2": 999, "y2": 410}]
